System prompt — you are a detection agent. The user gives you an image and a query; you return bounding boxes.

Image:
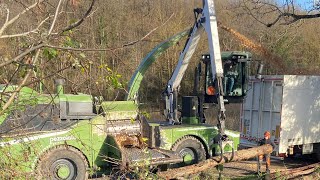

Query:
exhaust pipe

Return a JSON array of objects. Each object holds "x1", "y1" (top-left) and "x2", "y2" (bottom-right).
[
  {"x1": 255, "y1": 63, "x2": 264, "y2": 80},
  {"x1": 55, "y1": 79, "x2": 65, "y2": 95}
]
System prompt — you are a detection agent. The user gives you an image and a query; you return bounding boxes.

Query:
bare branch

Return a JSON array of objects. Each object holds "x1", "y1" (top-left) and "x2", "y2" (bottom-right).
[
  {"x1": 266, "y1": 13, "x2": 283, "y2": 27},
  {"x1": 0, "y1": 49, "x2": 41, "y2": 114},
  {"x1": 5, "y1": 7, "x2": 9, "y2": 25},
  {"x1": 241, "y1": 0, "x2": 320, "y2": 27},
  {"x1": 242, "y1": 1, "x2": 270, "y2": 26},
  {"x1": 267, "y1": 12, "x2": 320, "y2": 27},
  {"x1": 0, "y1": 43, "x2": 45, "y2": 68},
  {"x1": 60, "y1": 0, "x2": 96, "y2": 34},
  {"x1": 47, "y1": 13, "x2": 175, "y2": 52},
  {"x1": 0, "y1": 0, "x2": 44, "y2": 36},
  {"x1": 48, "y1": 0, "x2": 64, "y2": 36},
  {"x1": 121, "y1": 14, "x2": 174, "y2": 47},
  {"x1": 24, "y1": 65, "x2": 71, "y2": 87},
  {"x1": 0, "y1": 16, "x2": 51, "y2": 39}
]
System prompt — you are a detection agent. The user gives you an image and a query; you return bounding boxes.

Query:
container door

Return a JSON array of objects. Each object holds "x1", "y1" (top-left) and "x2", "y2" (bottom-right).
[{"x1": 241, "y1": 76, "x2": 283, "y2": 148}]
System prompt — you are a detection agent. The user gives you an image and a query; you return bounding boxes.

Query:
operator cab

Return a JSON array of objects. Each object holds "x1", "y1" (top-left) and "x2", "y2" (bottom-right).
[{"x1": 201, "y1": 51, "x2": 251, "y2": 103}]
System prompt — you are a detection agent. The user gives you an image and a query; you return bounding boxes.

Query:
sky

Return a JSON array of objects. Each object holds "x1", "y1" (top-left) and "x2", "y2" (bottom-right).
[{"x1": 277, "y1": 0, "x2": 317, "y2": 10}]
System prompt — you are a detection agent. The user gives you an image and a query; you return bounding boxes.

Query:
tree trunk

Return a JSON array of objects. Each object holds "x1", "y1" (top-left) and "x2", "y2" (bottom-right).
[
  {"x1": 270, "y1": 162, "x2": 320, "y2": 179},
  {"x1": 157, "y1": 144, "x2": 273, "y2": 179}
]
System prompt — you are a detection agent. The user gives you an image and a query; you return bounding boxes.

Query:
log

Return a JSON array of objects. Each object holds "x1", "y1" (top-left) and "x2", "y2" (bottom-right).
[
  {"x1": 157, "y1": 144, "x2": 273, "y2": 179},
  {"x1": 270, "y1": 162, "x2": 320, "y2": 179}
]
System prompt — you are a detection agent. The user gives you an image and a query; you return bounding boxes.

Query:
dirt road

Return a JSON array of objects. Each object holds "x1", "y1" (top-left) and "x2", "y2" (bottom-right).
[
  {"x1": 206, "y1": 157, "x2": 319, "y2": 179},
  {"x1": 92, "y1": 157, "x2": 319, "y2": 179}
]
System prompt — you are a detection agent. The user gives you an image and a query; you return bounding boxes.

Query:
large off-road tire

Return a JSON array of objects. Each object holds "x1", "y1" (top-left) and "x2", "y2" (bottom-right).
[
  {"x1": 315, "y1": 153, "x2": 320, "y2": 162},
  {"x1": 311, "y1": 143, "x2": 320, "y2": 161},
  {"x1": 171, "y1": 136, "x2": 206, "y2": 167},
  {"x1": 37, "y1": 145, "x2": 89, "y2": 180},
  {"x1": 314, "y1": 144, "x2": 320, "y2": 161}
]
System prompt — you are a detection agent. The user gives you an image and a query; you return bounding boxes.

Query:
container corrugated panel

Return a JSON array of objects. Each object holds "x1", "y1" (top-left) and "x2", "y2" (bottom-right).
[
  {"x1": 240, "y1": 75, "x2": 320, "y2": 155},
  {"x1": 240, "y1": 75, "x2": 283, "y2": 151}
]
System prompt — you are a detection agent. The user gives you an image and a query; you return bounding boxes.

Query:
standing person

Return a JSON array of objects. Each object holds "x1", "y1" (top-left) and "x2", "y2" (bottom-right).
[{"x1": 257, "y1": 131, "x2": 276, "y2": 175}]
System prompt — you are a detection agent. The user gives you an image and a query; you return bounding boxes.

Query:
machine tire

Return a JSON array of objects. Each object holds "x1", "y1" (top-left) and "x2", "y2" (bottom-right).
[
  {"x1": 37, "y1": 145, "x2": 88, "y2": 180},
  {"x1": 171, "y1": 136, "x2": 206, "y2": 167},
  {"x1": 312, "y1": 143, "x2": 320, "y2": 161},
  {"x1": 316, "y1": 153, "x2": 320, "y2": 161},
  {"x1": 315, "y1": 148, "x2": 320, "y2": 161}
]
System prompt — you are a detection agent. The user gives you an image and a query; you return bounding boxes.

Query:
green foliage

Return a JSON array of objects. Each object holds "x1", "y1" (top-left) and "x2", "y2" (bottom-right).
[
  {"x1": 0, "y1": 87, "x2": 39, "y2": 118},
  {"x1": 97, "y1": 64, "x2": 125, "y2": 90},
  {"x1": 231, "y1": 174, "x2": 262, "y2": 180},
  {"x1": 195, "y1": 171, "x2": 216, "y2": 180},
  {"x1": 273, "y1": 169, "x2": 285, "y2": 180},
  {"x1": 43, "y1": 48, "x2": 58, "y2": 60},
  {"x1": 63, "y1": 36, "x2": 80, "y2": 48},
  {"x1": 130, "y1": 117, "x2": 136, "y2": 124},
  {"x1": 140, "y1": 111, "x2": 151, "y2": 119},
  {"x1": 131, "y1": 148, "x2": 159, "y2": 180},
  {"x1": 79, "y1": 53, "x2": 86, "y2": 58},
  {"x1": 0, "y1": 143, "x2": 36, "y2": 179},
  {"x1": 107, "y1": 74, "x2": 123, "y2": 89},
  {"x1": 216, "y1": 164, "x2": 224, "y2": 172},
  {"x1": 315, "y1": 165, "x2": 320, "y2": 173}
]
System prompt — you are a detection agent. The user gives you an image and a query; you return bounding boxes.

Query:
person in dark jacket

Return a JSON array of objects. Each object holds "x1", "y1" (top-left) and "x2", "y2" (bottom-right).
[{"x1": 257, "y1": 131, "x2": 276, "y2": 174}]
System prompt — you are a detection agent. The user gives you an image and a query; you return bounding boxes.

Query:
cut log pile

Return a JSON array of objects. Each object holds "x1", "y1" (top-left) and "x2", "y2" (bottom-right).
[
  {"x1": 270, "y1": 162, "x2": 320, "y2": 179},
  {"x1": 157, "y1": 144, "x2": 273, "y2": 179}
]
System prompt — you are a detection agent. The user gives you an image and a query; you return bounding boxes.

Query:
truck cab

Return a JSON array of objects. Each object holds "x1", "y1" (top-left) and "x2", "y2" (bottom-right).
[{"x1": 201, "y1": 51, "x2": 251, "y2": 103}]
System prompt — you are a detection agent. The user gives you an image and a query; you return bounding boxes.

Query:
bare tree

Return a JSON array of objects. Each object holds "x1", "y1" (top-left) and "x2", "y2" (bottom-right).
[
  {"x1": 0, "y1": 0, "x2": 180, "y2": 114},
  {"x1": 240, "y1": 0, "x2": 320, "y2": 27},
  {"x1": 0, "y1": 0, "x2": 97, "y2": 113}
]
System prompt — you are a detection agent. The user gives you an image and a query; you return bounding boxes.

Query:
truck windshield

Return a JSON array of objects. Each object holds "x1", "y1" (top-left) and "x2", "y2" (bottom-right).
[{"x1": 202, "y1": 51, "x2": 251, "y2": 103}]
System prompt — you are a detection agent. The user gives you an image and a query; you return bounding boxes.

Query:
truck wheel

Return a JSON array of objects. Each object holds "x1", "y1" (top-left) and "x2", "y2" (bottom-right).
[
  {"x1": 37, "y1": 145, "x2": 88, "y2": 180},
  {"x1": 313, "y1": 143, "x2": 320, "y2": 161},
  {"x1": 171, "y1": 136, "x2": 206, "y2": 167},
  {"x1": 316, "y1": 153, "x2": 320, "y2": 161}
]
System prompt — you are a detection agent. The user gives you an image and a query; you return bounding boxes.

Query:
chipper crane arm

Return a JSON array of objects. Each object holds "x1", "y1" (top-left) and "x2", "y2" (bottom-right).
[
  {"x1": 163, "y1": 0, "x2": 232, "y2": 160},
  {"x1": 164, "y1": 0, "x2": 226, "y2": 135}
]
